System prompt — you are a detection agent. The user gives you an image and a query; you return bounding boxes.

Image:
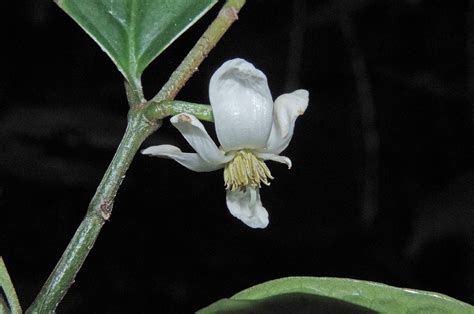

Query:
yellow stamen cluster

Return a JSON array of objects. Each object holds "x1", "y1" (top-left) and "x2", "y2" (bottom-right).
[{"x1": 224, "y1": 150, "x2": 273, "y2": 191}]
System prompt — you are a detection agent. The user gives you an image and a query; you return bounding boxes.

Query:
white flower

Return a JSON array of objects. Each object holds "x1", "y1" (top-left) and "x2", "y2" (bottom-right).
[{"x1": 142, "y1": 58, "x2": 309, "y2": 228}]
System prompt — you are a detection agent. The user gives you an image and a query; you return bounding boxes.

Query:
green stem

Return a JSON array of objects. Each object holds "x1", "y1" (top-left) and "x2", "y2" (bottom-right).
[
  {"x1": 145, "y1": 100, "x2": 214, "y2": 122},
  {"x1": 27, "y1": 0, "x2": 246, "y2": 311},
  {"x1": 152, "y1": 0, "x2": 246, "y2": 103},
  {"x1": 124, "y1": 80, "x2": 144, "y2": 106},
  {"x1": 26, "y1": 110, "x2": 159, "y2": 313},
  {"x1": 0, "y1": 257, "x2": 22, "y2": 314}
]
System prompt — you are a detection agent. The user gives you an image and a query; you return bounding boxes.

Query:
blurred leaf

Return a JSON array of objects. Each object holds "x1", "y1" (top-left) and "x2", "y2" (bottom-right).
[
  {"x1": 56, "y1": 0, "x2": 217, "y2": 96},
  {"x1": 198, "y1": 277, "x2": 474, "y2": 313}
]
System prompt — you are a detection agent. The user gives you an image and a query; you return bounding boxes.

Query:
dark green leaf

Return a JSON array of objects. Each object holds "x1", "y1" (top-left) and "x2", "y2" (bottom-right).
[
  {"x1": 56, "y1": 0, "x2": 217, "y2": 98},
  {"x1": 198, "y1": 277, "x2": 474, "y2": 313}
]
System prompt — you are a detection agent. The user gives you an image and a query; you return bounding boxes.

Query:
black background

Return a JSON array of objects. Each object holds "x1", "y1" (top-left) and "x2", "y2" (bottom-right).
[{"x1": 1, "y1": 0, "x2": 473, "y2": 312}]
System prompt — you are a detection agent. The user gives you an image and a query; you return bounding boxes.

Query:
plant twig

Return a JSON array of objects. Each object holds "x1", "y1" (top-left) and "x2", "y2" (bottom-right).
[
  {"x1": 26, "y1": 0, "x2": 246, "y2": 312},
  {"x1": 0, "y1": 257, "x2": 22, "y2": 314},
  {"x1": 152, "y1": 0, "x2": 246, "y2": 103},
  {"x1": 145, "y1": 100, "x2": 214, "y2": 122},
  {"x1": 26, "y1": 111, "x2": 158, "y2": 313},
  {"x1": 125, "y1": 80, "x2": 144, "y2": 107}
]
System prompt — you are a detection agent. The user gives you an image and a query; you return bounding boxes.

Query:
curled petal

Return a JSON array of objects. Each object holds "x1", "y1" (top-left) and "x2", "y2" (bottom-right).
[
  {"x1": 255, "y1": 152, "x2": 292, "y2": 169},
  {"x1": 209, "y1": 58, "x2": 273, "y2": 151},
  {"x1": 141, "y1": 145, "x2": 225, "y2": 172},
  {"x1": 226, "y1": 187, "x2": 269, "y2": 228},
  {"x1": 170, "y1": 114, "x2": 232, "y2": 165},
  {"x1": 264, "y1": 89, "x2": 309, "y2": 154}
]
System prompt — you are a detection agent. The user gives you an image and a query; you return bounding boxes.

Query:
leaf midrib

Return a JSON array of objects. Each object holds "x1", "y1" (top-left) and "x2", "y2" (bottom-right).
[{"x1": 127, "y1": 0, "x2": 138, "y2": 78}]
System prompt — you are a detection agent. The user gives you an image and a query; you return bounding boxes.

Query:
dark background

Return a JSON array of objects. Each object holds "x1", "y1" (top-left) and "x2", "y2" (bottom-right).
[{"x1": 1, "y1": 0, "x2": 473, "y2": 312}]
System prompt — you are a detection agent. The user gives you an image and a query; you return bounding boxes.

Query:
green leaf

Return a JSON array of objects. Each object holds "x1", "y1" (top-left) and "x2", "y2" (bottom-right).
[
  {"x1": 198, "y1": 277, "x2": 474, "y2": 313},
  {"x1": 56, "y1": 0, "x2": 218, "y2": 99}
]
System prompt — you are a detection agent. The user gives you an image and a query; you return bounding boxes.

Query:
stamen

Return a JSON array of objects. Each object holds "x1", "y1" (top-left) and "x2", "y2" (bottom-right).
[{"x1": 224, "y1": 150, "x2": 274, "y2": 191}]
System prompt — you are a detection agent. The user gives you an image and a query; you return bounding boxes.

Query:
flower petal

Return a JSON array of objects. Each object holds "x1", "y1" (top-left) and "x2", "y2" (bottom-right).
[
  {"x1": 142, "y1": 145, "x2": 225, "y2": 172},
  {"x1": 226, "y1": 187, "x2": 269, "y2": 228},
  {"x1": 263, "y1": 89, "x2": 309, "y2": 154},
  {"x1": 209, "y1": 58, "x2": 273, "y2": 151},
  {"x1": 255, "y1": 152, "x2": 292, "y2": 169},
  {"x1": 170, "y1": 114, "x2": 232, "y2": 164}
]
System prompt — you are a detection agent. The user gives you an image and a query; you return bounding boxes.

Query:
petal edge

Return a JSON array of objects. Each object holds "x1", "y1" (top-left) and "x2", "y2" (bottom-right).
[
  {"x1": 170, "y1": 113, "x2": 232, "y2": 164},
  {"x1": 209, "y1": 58, "x2": 273, "y2": 151},
  {"x1": 255, "y1": 152, "x2": 292, "y2": 169},
  {"x1": 264, "y1": 89, "x2": 309, "y2": 154},
  {"x1": 142, "y1": 144, "x2": 224, "y2": 172},
  {"x1": 226, "y1": 187, "x2": 269, "y2": 228}
]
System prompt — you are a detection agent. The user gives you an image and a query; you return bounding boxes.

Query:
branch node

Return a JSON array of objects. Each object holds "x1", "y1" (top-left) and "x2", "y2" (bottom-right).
[
  {"x1": 99, "y1": 200, "x2": 113, "y2": 221},
  {"x1": 220, "y1": 6, "x2": 239, "y2": 20}
]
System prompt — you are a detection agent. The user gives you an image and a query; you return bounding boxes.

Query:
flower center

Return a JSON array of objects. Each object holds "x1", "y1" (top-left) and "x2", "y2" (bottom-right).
[{"x1": 224, "y1": 150, "x2": 274, "y2": 191}]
